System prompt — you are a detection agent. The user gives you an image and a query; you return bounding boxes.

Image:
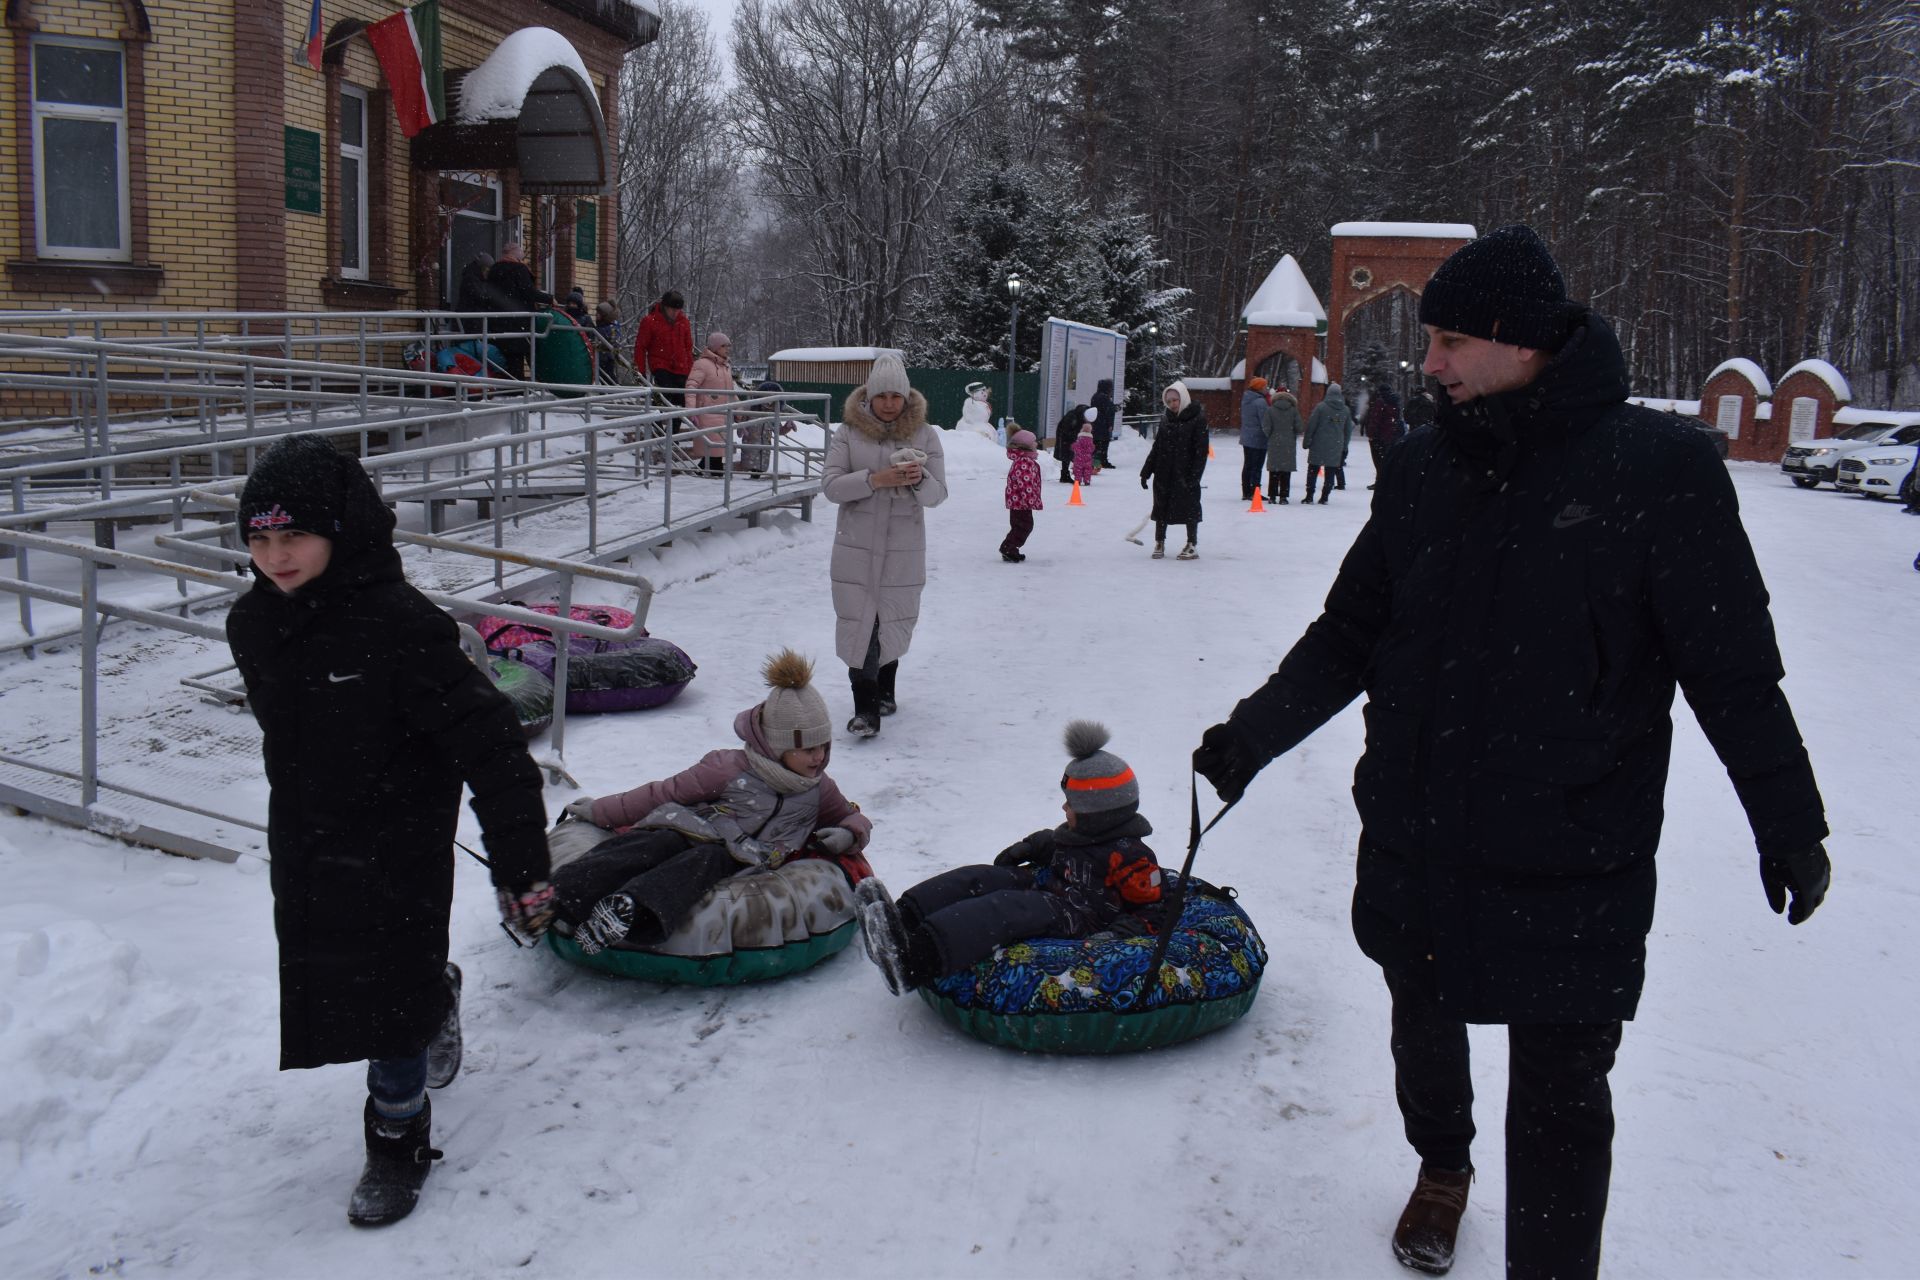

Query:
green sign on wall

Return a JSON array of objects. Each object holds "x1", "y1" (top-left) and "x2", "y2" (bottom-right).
[
  {"x1": 575, "y1": 199, "x2": 597, "y2": 261},
  {"x1": 284, "y1": 127, "x2": 322, "y2": 215}
]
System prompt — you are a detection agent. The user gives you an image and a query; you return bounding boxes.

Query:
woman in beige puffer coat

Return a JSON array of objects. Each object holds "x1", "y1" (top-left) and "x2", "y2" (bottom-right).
[{"x1": 822, "y1": 353, "x2": 948, "y2": 738}]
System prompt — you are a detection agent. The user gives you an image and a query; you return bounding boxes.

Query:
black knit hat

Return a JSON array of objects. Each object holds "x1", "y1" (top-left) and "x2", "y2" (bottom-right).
[
  {"x1": 237, "y1": 434, "x2": 393, "y2": 551},
  {"x1": 1419, "y1": 224, "x2": 1573, "y2": 351}
]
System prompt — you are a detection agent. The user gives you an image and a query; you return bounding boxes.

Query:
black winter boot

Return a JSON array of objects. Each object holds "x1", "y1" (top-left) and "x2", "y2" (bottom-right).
[
  {"x1": 424, "y1": 962, "x2": 462, "y2": 1090},
  {"x1": 877, "y1": 661, "x2": 899, "y2": 716},
  {"x1": 1391, "y1": 1164, "x2": 1472, "y2": 1274},
  {"x1": 348, "y1": 1098, "x2": 442, "y2": 1227},
  {"x1": 1276, "y1": 473, "x2": 1291, "y2": 504},
  {"x1": 847, "y1": 670, "x2": 881, "y2": 738}
]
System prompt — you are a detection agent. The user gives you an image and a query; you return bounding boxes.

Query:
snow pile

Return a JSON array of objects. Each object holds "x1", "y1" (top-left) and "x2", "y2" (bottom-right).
[
  {"x1": 1312, "y1": 356, "x2": 1327, "y2": 384},
  {"x1": 457, "y1": 28, "x2": 596, "y2": 124},
  {"x1": 1242, "y1": 254, "x2": 1327, "y2": 329},
  {"x1": 1779, "y1": 359, "x2": 1851, "y2": 402},
  {"x1": 1182, "y1": 377, "x2": 1231, "y2": 391},
  {"x1": 1705, "y1": 357, "x2": 1772, "y2": 396},
  {"x1": 767, "y1": 347, "x2": 905, "y2": 364},
  {"x1": 1330, "y1": 221, "x2": 1477, "y2": 239}
]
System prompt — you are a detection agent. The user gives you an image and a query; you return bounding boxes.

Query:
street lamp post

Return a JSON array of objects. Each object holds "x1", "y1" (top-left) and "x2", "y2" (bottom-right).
[
  {"x1": 1145, "y1": 321, "x2": 1160, "y2": 410},
  {"x1": 1398, "y1": 358, "x2": 1411, "y2": 399},
  {"x1": 1005, "y1": 275, "x2": 1023, "y2": 430}
]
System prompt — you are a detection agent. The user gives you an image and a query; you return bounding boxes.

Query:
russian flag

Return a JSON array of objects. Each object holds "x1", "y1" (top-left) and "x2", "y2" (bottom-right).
[{"x1": 303, "y1": 0, "x2": 323, "y2": 72}]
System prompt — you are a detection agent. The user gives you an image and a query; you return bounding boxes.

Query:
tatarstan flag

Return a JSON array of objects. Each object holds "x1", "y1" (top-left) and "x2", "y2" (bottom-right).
[{"x1": 366, "y1": 0, "x2": 443, "y2": 137}]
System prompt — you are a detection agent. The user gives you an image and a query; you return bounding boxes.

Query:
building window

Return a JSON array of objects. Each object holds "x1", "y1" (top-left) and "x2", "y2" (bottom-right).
[
  {"x1": 31, "y1": 36, "x2": 130, "y2": 262},
  {"x1": 338, "y1": 84, "x2": 370, "y2": 280},
  {"x1": 442, "y1": 174, "x2": 502, "y2": 307}
]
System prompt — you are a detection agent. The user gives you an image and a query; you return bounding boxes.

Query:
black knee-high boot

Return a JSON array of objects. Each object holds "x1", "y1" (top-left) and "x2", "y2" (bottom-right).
[
  {"x1": 877, "y1": 661, "x2": 898, "y2": 716},
  {"x1": 847, "y1": 668, "x2": 881, "y2": 738}
]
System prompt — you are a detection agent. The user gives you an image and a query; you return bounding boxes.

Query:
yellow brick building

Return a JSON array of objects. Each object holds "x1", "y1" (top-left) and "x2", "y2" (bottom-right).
[{"x1": 1, "y1": 0, "x2": 654, "y2": 314}]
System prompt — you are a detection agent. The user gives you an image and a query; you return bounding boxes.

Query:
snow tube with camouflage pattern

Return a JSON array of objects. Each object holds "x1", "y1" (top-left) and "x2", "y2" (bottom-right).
[
  {"x1": 916, "y1": 877, "x2": 1265, "y2": 1054},
  {"x1": 544, "y1": 821, "x2": 860, "y2": 985}
]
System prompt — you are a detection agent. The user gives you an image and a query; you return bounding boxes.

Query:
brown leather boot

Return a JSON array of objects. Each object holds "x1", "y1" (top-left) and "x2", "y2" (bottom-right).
[{"x1": 1391, "y1": 1164, "x2": 1472, "y2": 1274}]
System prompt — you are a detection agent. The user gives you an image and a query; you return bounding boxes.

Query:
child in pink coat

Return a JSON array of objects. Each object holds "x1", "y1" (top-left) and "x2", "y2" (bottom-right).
[
  {"x1": 1001, "y1": 428, "x2": 1043, "y2": 563},
  {"x1": 1071, "y1": 421, "x2": 1097, "y2": 486}
]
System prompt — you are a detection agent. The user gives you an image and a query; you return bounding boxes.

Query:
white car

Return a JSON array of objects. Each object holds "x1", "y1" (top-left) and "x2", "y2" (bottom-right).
[
  {"x1": 1781, "y1": 422, "x2": 1920, "y2": 488},
  {"x1": 1836, "y1": 443, "x2": 1919, "y2": 501}
]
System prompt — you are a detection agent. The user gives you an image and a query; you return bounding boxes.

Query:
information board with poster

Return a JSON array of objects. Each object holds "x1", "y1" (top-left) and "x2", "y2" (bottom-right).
[{"x1": 1040, "y1": 317, "x2": 1126, "y2": 439}]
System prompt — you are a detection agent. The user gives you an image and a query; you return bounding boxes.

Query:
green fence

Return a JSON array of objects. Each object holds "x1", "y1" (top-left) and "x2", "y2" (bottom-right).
[{"x1": 775, "y1": 369, "x2": 1040, "y2": 432}]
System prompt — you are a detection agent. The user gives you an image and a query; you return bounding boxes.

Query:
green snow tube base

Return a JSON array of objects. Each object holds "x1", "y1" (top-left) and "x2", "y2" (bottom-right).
[
  {"x1": 531, "y1": 309, "x2": 594, "y2": 396},
  {"x1": 919, "y1": 982, "x2": 1261, "y2": 1055},
  {"x1": 548, "y1": 919, "x2": 856, "y2": 985}
]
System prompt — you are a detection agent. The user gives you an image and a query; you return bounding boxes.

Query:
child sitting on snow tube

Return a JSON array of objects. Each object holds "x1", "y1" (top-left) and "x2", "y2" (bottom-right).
[
  {"x1": 553, "y1": 649, "x2": 871, "y2": 952},
  {"x1": 857, "y1": 721, "x2": 1162, "y2": 994}
]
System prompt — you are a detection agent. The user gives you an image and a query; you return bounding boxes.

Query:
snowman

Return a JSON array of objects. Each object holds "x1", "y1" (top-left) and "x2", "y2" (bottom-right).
[{"x1": 958, "y1": 381, "x2": 999, "y2": 443}]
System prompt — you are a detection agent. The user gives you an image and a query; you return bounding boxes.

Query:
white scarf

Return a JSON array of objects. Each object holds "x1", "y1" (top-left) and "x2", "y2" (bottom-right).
[{"x1": 745, "y1": 749, "x2": 820, "y2": 796}]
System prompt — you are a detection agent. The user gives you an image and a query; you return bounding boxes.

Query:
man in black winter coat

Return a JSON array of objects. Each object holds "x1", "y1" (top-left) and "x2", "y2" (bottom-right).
[
  {"x1": 484, "y1": 241, "x2": 552, "y2": 378},
  {"x1": 1193, "y1": 225, "x2": 1830, "y2": 1280},
  {"x1": 1090, "y1": 377, "x2": 1118, "y2": 467}
]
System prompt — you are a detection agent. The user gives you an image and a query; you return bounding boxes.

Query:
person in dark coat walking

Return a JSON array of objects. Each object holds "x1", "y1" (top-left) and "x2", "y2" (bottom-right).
[
  {"x1": 455, "y1": 253, "x2": 505, "y2": 335},
  {"x1": 1191, "y1": 225, "x2": 1830, "y2": 1280},
  {"x1": 1263, "y1": 384, "x2": 1304, "y2": 503},
  {"x1": 227, "y1": 435, "x2": 554, "y2": 1227},
  {"x1": 483, "y1": 241, "x2": 551, "y2": 378},
  {"x1": 1053, "y1": 405, "x2": 1093, "y2": 483},
  {"x1": 1364, "y1": 385, "x2": 1405, "y2": 489},
  {"x1": 1302, "y1": 383, "x2": 1353, "y2": 504},
  {"x1": 1140, "y1": 381, "x2": 1209, "y2": 559},
  {"x1": 1090, "y1": 378, "x2": 1119, "y2": 467}
]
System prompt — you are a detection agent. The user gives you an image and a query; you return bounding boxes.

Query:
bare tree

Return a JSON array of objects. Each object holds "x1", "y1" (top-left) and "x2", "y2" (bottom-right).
[{"x1": 731, "y1": 0, "x2": 1010, "y2": 345}]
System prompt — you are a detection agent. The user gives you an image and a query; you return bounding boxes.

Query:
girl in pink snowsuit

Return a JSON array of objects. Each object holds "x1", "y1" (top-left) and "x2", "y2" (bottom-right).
[
  {"x1": 1071, "y1": 426, "x2": 1097, "y2": 486},
  {"x1": 1001, "y1": 428, "x2": 1043, "y2": 562}
]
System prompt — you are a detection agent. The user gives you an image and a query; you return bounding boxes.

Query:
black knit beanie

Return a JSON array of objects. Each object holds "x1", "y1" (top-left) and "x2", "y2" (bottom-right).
[
  {"x1": 1418, "y1": 224, "x2": 1572, "y2": 352},
  {"x1": 237, "y1": 434, "x2": 391, "y2": 550}
]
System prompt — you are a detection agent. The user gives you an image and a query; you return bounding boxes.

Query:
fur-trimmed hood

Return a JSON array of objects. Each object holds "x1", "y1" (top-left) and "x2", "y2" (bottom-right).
[{"x1": 840, "y1": 386, "x2": 930, "y2": 444}]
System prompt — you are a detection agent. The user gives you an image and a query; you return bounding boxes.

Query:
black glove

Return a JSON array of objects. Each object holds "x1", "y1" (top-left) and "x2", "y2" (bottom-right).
[
  {"x1": 1193, "y1": 721, "x2": 1263, "y2": 804},
  {"x1": 1760, "y1": 845, "x2": 1830, "y2": 925},
  {"x1": 994, "y1": 839, "x2": 1036, "y2": 868},
  {"x1": 1140, "y1": 475, "x2": 1149, "y2": 490}
]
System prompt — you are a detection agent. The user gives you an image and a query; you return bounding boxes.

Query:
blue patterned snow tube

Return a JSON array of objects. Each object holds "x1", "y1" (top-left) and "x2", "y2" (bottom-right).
[{"x1": 916, "y1": 878, "x2": 1266, "y2": 1054}]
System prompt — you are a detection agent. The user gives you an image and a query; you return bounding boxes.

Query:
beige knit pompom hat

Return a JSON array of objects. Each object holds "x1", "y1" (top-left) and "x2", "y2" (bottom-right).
[{"x1": 759, "y1": 649, "x2": 832, "y2": 751}]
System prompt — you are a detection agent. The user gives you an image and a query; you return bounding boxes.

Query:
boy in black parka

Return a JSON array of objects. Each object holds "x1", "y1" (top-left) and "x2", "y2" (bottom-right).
[
  {"x1": 226, "y1": 434, "x2": 554, "y2": 1228},
  {"x1": 855, "y1": 722, "x2": 1163, "y2": 994}
]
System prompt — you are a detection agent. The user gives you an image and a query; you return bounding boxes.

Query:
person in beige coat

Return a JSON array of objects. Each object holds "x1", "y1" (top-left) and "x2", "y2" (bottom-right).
[
  {"x1": 822, "y1": 353, "x2": 948, "y2": 738},
  {"x1": 684, "y1": 332, "x2": 736, "y2": 472}
]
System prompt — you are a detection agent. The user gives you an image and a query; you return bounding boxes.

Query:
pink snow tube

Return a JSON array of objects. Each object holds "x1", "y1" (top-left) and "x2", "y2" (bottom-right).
[{"x1": 478, "y1": 603, "x2": 697, "y2": 714}]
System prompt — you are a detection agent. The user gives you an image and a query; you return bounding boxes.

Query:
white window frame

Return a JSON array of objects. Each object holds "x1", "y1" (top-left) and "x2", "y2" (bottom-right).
[
  {"x1": 338, "y1": 84, "x2": 370, "y2": 281},
  {"x1": 31, "y1": 35, "x2": 130, "y2": 262}
]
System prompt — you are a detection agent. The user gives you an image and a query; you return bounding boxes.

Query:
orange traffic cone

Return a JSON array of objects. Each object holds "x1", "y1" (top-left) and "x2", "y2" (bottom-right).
[
  {"x1": 1208, "y1": 443, "x2": 1217, "y2": 460},
  {"x1": 1248, "y1": 489, "x2": 1266, "y2": 512},
  {"x1": 1068, "y1": 481, "x2": 1086, "y2": 507}
]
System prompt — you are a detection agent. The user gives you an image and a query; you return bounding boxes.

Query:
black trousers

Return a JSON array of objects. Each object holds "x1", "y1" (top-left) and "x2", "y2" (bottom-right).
[
  {"x1": 1002, "y1": 508, "x2": 1035, "y2": 553},
  {"x1": 1385, "y1": 969, "x2": 1622, "y2": 1280},
  {"x1": 900, "y1": 865, "x2": 1084, "y2": 977},
  {"x1": 1266, "y1": 470, "x2": 1291, "y2": 501},
  {"x1": 552, "y1": 827, "x2": 742, "y2": 945},
  {"x1": 1240, "y1": 446, "x2": 1268, "y2": 498},
  {"x1": 1154, "y1": 520, "x2": 1198, "y2": 545}
]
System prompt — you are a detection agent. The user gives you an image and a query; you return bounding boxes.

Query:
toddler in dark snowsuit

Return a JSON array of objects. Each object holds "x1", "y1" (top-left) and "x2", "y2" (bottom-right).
[{"x1": 857, "y1": 722, "x2": 1163, "y2": 994}]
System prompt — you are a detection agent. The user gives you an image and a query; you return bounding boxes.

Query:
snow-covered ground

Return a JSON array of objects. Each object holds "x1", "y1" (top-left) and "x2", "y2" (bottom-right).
[{"x1": 3, "y1": 426, "x2": 1916, "y2": 1279}]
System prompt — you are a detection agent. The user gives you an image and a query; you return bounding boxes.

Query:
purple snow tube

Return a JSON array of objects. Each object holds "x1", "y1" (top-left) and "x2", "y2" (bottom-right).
[{"x1": 478, "y1": 603, "x2": 697, "y2": 714}]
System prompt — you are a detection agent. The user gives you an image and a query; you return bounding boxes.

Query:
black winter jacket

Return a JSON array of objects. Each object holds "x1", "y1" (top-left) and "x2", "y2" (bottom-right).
[
  {"x1": 228, "y1": 452, "x2": 549, "y2": 1070},
  {"x1": 1142, "y1": 403, "x2": 1209, "y2": 524},
  {"x1": 1053, "y1": 406, "x2": 1087, "y2": 463},
  {"x1": 1019, "y1": 812, "x2": 1164, "y2": 932},
  {"x1": 1091, "y1": 381, "x2": 1117, "y2": 445},
  {"x1": 1224, "y1": 312, "x2": 1826, "y2": 1024}
]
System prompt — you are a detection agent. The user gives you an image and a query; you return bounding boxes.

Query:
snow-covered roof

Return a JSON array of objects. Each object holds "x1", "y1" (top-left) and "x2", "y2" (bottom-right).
[
  {"x1": 1242, "y1": 254, "x2": 1326, "y2": 328},
  {"x1": 1834, "y1": 406, "x2": 1920, "y2": 428},
  {"x1": 1182, "y1": 377, "x2": 1231, "y2": 392},
  {"x1": 1629, "y1": 397, "x2": 1703, "y2": 416},
  {"x1": 1044, "y1": 317, "x2": 1125, "y2": 339},
  {"x1": 458, "y1": 28, "x2": 597, "y2": 123},
  {"x1": 1228, "y1": 359, "x2": 1244, "y2": 379},
  {"x1": 1778, "y1": 359, "x2": 1851, "y2": 402},
  {"x1": 1311, "y1": 357, "x2": 1327, "y2": 384},
  {"x1": 1330, "y1": 222, "x2": 1477, "y2": 239},
  {"x1": 1704, "y1": 358, "x2": 1771, "y2": 396},
  {"x1": 768, "y1": 346, "x2": 905, "y2": 364}
]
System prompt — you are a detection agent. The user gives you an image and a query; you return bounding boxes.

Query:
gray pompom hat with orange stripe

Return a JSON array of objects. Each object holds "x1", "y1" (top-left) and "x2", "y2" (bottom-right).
[{"x1": 1060, "y1": 720, "x2": 1139, "y2": 816}]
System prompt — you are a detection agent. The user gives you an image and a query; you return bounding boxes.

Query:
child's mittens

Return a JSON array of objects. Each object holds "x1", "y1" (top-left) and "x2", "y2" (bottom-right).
[
  {"x1": 993, "y1": 839, "x2": 1037, "y2": 868},
  {"x1": 889, "y1": 447, "x2": 929, "y2": 467},
  {"x1": 562, "y1": 796, "x2": 599, "y2": 825},
  {"x1": 497, "y1": 881, "x2": 556, "y2": 939},
  {"x1": 810, "y1": 827, "x2": 856, "y2": 855}
]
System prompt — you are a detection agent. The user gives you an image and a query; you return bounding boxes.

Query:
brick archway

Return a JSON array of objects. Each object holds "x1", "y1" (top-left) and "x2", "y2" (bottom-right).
[
  {"x1": 1246, "y1": 324, "x2": 1320, "y2": 416},
  {"x1": 1326, "y1": 223, "x2": 1474, "y2": 386}
]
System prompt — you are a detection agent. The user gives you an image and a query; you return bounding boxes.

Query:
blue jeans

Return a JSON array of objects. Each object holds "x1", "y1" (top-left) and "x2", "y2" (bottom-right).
[{"x1": 367, "y1": 1052, "x2": 429, "y2": 1118}]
